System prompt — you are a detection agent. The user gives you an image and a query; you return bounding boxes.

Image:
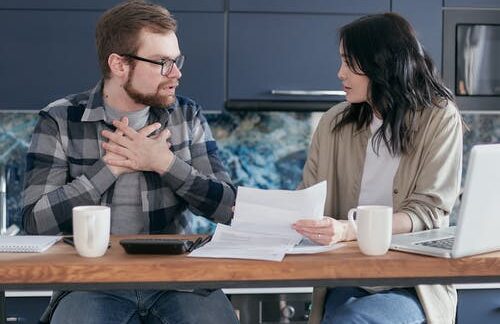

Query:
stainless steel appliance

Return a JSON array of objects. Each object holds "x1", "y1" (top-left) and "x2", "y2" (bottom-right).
[
  {"x1": 231, "y1": 293, "x2": 312, "y2": 324},
  {"x1": 443, "y1": 8, "x2": 500, "y2": 111}
]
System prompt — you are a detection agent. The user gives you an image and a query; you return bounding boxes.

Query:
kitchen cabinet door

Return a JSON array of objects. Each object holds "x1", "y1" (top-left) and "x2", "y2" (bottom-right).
[
  {"x1": 161, "y1": 0, "x2": 225, "y2": 12},
  {"x1": 0, "y1": 10, "x2": 101, "y2": 110},
  {"x1": 444, "y1": 0, "x2": 500, "y2": 7},
  {"x1": 0, "y1": 0, "x2": 225, "y2": 11},
  {"x1": 229, "y1": 0, "x2": 389, "y2": 14},
  {"x1": 392, "y1": 0, "x2": 442, "y2": 72},
  {"x1": 227, "y1": 13, "x2": 361, "y2": 109},
  {"x1": 457, "y1": 289, "x2": 500, "y2": 323},
  {"x1": 5, "y1": 297, "x2": 51, "y2": 323},
  {"x1": 174, "y1": 12, "x2": 225, "y2": 111},
  {"x1": 0, "y1": 8, "x2": 225, "y2": 111},
  {"x1": 0, "y1": 1, "x2": 121, "y2": 9}
]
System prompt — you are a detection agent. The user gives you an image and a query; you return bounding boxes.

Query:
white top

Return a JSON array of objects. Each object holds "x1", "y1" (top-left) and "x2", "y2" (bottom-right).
[
  {"x1": 358, "y1": 116, "x2": 402, "y2": 293},
  {"x1": 358, "y1": 116, "x2": 401, "y2": 207}
]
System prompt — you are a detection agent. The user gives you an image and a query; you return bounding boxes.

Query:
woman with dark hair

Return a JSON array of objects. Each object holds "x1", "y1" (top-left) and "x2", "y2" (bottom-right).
[{"x1": 293, "y1": 13, "x2": 462, "y2": 324}]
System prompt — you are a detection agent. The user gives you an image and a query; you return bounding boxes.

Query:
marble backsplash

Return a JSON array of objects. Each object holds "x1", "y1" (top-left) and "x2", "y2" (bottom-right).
[
  {"x1": 0, "y1": 110, "x2": 313, "y2": 233},
  {"x1": 1, "y1": 109, "x2": 498, "y2": 233}
]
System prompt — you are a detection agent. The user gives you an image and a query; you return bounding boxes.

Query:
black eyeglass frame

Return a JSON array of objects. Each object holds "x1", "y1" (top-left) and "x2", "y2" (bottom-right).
[{"x1": 120, "y1": 53, "x2": 185, "y2": 76}]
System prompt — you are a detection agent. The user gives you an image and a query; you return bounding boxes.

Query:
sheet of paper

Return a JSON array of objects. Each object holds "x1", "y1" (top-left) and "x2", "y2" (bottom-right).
[
  {"x1": 189, "y1": 181, "x2": 333, "y2": 261},
  {"x1": 231, "y1": 181, "x2": 327, "y2": 239}
]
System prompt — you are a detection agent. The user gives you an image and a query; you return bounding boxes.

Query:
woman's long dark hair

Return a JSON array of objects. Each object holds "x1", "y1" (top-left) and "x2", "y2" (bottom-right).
[{"x1": 335, "y1": 13, "x2": 455, "y2": 155}]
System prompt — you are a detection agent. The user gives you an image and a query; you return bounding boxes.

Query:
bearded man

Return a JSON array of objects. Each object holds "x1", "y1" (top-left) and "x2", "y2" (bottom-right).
[{"x1": 21, "y1": 1, "x2": 237, "y2": 323}]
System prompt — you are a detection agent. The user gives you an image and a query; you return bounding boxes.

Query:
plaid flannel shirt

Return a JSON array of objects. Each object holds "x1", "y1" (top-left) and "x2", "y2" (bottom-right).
[{"x1": 22, "y1": 81, "x2": 236, "y2": 235}]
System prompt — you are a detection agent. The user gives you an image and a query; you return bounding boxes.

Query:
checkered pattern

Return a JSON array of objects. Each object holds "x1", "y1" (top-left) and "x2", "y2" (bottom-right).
[{"x1": 22, "y1": 81, "x2": 236, "y2": 235}]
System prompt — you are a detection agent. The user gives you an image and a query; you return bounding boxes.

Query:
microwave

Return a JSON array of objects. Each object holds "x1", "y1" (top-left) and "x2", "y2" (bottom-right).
[{"x1": 443, "y1": 8, "x2": 500, "y2": 111}]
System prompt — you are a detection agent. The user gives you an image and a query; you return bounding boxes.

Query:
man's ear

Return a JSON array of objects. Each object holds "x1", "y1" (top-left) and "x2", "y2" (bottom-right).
[{"x1": 108, "y1": 53, "x2": 128, "y2": 78}]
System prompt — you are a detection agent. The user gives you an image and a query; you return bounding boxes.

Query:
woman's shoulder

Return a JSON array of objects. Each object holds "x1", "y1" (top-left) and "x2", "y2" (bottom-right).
[
  {"x1": 424, "y1": 99, "x2": 461, "y2": 123},
  {"x1": 324, "y1": 101, "x2": 350, "y2": 117},
  {"x1": 414, "y1": 99, "x2": 462, "y2": 138},
  {"x1": 318, "y1": 102, "x2": 350, "y2": 129}
]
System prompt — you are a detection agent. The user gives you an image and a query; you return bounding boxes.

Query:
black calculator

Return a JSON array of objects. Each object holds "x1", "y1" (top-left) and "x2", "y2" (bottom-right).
[
  {"x1": 120, "y1": 238, "x2": 192, "y2": 255},
  {"x1": 119, "y1": 236, "x2": 211, "y2": 255}
]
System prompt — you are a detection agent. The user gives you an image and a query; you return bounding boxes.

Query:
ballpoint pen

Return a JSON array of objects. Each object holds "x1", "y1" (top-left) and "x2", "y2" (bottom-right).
[{"x1": 188, "y1": 235, "x2": 212, "y2": 252}]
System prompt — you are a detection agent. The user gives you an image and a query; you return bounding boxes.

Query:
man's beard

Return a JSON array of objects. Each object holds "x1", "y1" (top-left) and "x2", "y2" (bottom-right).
[{"x1": 123, "y1": 69, "x2": 176, "y2": 108}]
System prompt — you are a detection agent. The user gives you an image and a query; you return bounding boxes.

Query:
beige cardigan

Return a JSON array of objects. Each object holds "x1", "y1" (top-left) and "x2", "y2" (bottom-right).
[{"x1": 300, "y1": 102, "x2": 463, "y2": 324}]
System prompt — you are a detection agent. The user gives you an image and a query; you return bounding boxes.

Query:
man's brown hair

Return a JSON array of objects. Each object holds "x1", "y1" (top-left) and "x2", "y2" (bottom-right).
[{"x1": 96, "y1": 0, "x2": 177, "y2": 79}]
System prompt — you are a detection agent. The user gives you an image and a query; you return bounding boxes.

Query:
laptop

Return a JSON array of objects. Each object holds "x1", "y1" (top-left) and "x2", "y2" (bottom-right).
[{"x1": 390, "y1": 143, "x2": 500, "y2": 258}]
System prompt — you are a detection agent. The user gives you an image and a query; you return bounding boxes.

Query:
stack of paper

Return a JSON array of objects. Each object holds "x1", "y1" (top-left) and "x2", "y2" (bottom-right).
[
  {"x1": 189, "y1": 181, "x2": 343, "y2": 261},
  {"x1": 191, "y1": 224, "x2": 295, "y2": 261}
]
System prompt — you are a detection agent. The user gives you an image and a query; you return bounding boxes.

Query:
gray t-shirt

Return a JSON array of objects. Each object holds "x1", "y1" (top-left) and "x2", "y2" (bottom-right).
[{"x1": 104, "y1": 104, "x2": 150, "y2": 234}]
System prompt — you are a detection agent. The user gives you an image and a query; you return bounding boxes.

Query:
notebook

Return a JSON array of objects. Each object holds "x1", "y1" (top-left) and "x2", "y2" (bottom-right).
[
  {"x1": 0, "y1": 235, "x2": 62, "y2": 253},
  {"x1": 390, "y1": 143, "x2": 500, "y2": 258}
]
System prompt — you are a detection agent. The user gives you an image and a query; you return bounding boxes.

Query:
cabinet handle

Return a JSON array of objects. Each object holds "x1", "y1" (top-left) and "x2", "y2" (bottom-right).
[{"x1": 271, "y1": 90, "x2": 346, "y2": 96}]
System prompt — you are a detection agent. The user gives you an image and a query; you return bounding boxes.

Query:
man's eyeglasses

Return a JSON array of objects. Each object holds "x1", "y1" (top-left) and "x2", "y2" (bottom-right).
[{"x1": 120, "y1": 53, "x2": 185, "y2": 76}]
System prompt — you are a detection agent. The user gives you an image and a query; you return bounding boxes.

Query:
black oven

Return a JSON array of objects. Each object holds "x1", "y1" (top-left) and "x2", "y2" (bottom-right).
[{"x1": 443, "y1": 8, "x2": 500, "y2": 111}]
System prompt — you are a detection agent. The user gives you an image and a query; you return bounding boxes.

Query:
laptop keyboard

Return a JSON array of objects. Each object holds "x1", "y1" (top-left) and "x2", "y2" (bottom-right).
[{"x1": 417, "y1": 237, "x2": 455, "y2": 250}]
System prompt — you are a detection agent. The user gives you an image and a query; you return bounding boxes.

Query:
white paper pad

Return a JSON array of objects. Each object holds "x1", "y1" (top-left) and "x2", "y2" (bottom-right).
[{"x1": 0, "y1": 235, "x2": 62, "y2": 253}]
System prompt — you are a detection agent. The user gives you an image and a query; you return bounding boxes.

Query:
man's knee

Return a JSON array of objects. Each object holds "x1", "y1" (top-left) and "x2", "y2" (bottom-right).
[
  {"x1": 326, "y1": 303, "x2": 378, "y2": 324},
  {"x1": 150, "y1": 290, "x2": 238, "y2": 324},
  {"x1": 51, "y1": 291, "x2": 136, "y2": 324}
]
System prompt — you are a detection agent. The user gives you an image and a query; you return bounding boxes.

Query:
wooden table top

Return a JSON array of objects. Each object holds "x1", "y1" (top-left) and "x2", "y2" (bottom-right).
[{"x1": 1, "y1": 235, "x2": 500, "y2": 290}]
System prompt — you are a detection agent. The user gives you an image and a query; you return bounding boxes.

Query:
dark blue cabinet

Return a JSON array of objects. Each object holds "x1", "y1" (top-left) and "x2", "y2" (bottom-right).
[
  {"x1": 229, "y1": 0, "x2": 390, "y2": 14},
  {"x1": 0, "y1": 1, "x2": 121, "y2": 9},
  {"x1": 445, "y1": 0, "x2": 500, "y2": 7},
  {"x1": 392, "y1": 0, "x2": 443, "y2": 72},
  {"x1": 0, "y1": 0, "x2": 225, "y2": 11},
  {"x1": 5, "y1": 296, "x2": 50, "y2": 323},
  {"x1": 0, "y1": 3, "x2": 225, "y2": 111},
  {"x1": 0, "y1": 9, "x2": 101, "y2": 110},
  {"x1": 457, "y1": 289, "x2": 500, "y2": 323},
  {"x1": 5, "y1": 1, "x2": 494, "y2": 111},
  {"x1": 226, "y1": 1, "x2": 390, "y2": 110},
  {"x1": 227, "y1": 13, "x2": 362, "y2": 105},
  {"x1": 175, "y1": 13, "x2": 225, "y2": 111}
]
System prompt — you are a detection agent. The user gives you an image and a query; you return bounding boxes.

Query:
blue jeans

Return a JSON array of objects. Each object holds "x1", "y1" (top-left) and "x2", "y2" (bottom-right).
[
  {"x1": 51, "y1": 289, "x2": 238, "y2": 324},
  {"x1": 321, "y1": 287, "x2": 426, "y2": 324}
]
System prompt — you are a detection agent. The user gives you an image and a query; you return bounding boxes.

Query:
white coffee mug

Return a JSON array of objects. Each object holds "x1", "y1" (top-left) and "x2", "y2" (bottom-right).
[
  {"x1": 72, "y1": 206, "x2": 110, "y2": 258},
  {"x1": 347, "y1": 205, "x2": 392, "y2": 256}
]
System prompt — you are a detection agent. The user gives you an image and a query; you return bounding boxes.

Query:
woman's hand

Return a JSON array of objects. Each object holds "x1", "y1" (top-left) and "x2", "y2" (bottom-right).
[{"x1": 293, "y1": 217, "x2": 356, "y2": 245}]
